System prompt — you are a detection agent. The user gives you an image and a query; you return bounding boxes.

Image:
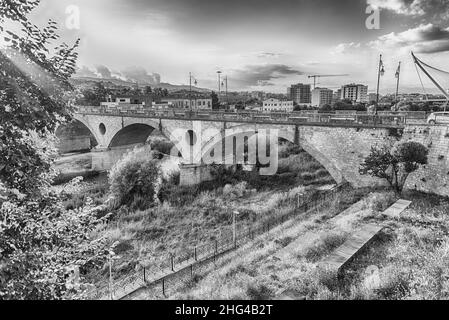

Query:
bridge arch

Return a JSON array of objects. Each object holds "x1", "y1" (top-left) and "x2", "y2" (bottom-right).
[
  {"x1": 55, "y1": 119, "x2": 98, "y2": 153},
  {"x1": 108, "y1": 123, "x2": 157, "y2": 148},
  {"x1": 198, "y1": 124, "x2": 344, "y2": 184}
]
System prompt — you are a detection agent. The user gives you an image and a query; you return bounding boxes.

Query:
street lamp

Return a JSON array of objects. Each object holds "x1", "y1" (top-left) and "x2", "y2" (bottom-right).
[
  {"x1": 189, "y1": 72, "x2": 198, "y2": 112},
  {"x1": 375, "y1": 54, "x2": 385, "y2": 116},
  {"x1": 222, "y1": 75, "x2": 228, "y2": 107},
  {"x1": 233, "y1": 210, "x2": 240, "y2": 247},
  {"x1": 217, "y1": 71, "x2": 222, "y2": 94}
]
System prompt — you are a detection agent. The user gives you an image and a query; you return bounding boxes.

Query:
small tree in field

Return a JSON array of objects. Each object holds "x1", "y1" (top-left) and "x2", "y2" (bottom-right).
[{"x1": 359, "y1": 141, "x2": 428, "y2": 193}]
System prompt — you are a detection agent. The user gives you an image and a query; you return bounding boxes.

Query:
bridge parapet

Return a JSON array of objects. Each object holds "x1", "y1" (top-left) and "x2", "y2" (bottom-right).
[{"x1": 74, "y1": 106, "x2": 408, "y2": 128}]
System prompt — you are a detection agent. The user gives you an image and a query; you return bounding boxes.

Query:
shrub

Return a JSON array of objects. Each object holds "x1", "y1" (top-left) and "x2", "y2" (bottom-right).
[
  {"x1": 223, "y1": 181, "x2": 248, "y2": 198},
  {"x1": 360, "y1": 142, "x2": 428, "y2": 193},
  {"x1": 364, "y1": 192, "x2": 397, "y2": 212},
  {"x1": 150, "y1": 139, "x2": 175, "y2": 155},
  {"x1": 108, "y1": 149, "x2": 161, "y2": 210},
  {"x1": 246, "y1": 283, "x2": 274, "y2": 300}
]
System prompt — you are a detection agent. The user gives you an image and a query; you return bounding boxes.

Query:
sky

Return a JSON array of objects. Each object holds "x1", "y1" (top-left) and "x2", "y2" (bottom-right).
[{"x1": 14, "y1": 0, "x2": 449, "y2": 93}]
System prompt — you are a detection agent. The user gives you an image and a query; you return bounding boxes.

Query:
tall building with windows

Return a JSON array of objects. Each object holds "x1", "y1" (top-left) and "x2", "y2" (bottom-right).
[
  {"x1": 287, "y1": 83, "x2": 311, "y2": 105},
  {"x1": 311, "y1": 87, "x2": 333, "y2": 107},
  {"x1": 340, "y1": 84, "x2": 368, "y2": 103}
]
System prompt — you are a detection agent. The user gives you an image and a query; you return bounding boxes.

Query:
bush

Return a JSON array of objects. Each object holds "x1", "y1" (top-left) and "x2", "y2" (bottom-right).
[
  {"x1": 364, "y1": 192, "x2": 397, "y2": 212},
  {"x1": 223, "y1": 181, "x2": 248, "y2": 198},
  {"x1": 108, "y1": 149, "x2": 161, "y2": 210},
  {"x1": 150, "y1": 139, "x2": 175, "y2": 155},
  {"x1": 246, "y1": 283, "x2": 274, "y2": 300}
]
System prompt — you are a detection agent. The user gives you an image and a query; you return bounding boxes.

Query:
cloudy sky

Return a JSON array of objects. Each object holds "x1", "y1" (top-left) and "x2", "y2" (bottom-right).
[{"x1": 23, "y1": 0, "x2": 449, "y2": 93}]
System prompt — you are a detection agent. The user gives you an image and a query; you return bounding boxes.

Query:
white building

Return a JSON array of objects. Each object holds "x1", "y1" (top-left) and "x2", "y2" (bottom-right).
[
  {"x1": 341, "y1": 84, "x2": 368, "y2": 103},
  {"x1": 100, "y1": 95, "x2": 153, "y2": 111},
  {"x1": 161, "y1": 98, "x2": 212, "y2": 110},
  {"x1": 262, "y1": 98, "x2": 294, "y2": 112},
  {"x1": 311, "y1": 87, "x2": 333, "y2": 107}
]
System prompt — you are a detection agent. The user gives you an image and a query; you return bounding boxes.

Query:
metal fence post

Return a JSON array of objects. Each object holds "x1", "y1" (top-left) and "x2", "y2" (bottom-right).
[
  {"x1": 143, "y1": 267, "x2": 146, "y2": 282},
  {"x1": 162, "y1": 278, "x2": 165, "y2": 296},
  {"x1": 194, "y1": 247, "x2": 197, "y2": 261},
  {"x1": 170, "y1": 255, "x2": 174, "y2": 272}
]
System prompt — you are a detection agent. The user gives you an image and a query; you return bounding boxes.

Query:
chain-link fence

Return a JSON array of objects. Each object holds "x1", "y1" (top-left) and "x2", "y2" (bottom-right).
[{"x1": 91, "y1": 182, "x2": 350, "y2": 299}]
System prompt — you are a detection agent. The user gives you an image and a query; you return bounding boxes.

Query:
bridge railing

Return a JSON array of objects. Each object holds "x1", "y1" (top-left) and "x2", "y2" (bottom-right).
[{"x1": 74, "y1": 106, "x2": 409, "y2": 126}]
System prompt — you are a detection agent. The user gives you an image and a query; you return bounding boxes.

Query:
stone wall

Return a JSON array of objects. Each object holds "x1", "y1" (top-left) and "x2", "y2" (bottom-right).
[
  {"x1": 57, "y1": 136, "x2": 91, "y2": 154},
  {"x1": 179, "y1": 163, "x2": 214, "y2": 186},
  {"x1": 402, "y1": 124, "x2": 449, "y2": 196}
]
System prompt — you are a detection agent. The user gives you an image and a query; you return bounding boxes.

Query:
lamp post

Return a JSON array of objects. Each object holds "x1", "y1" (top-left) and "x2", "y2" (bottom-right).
[
  {"x1": 395, "y1": 62, "x2": 401, "y2": 104},
  {"x1": 189, "y1": 72, "x2": 197, "y2": 112},
  {"x1": 233, "y1": 210, "x2": 239, "y2": 247},
  {"x1": 217, "y1": 70, "x2": 222, "y2": 94},
  {"x1": 375, "y1": 54, "x2": 385, "y2": 116},
  {"x1": 222, "y1": 76, "x2": 228, "y2": 107}
]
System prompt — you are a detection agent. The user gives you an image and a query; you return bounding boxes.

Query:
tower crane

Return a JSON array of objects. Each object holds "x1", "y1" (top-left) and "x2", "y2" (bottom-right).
[{"x1": 308, "y1": 74, "x2": 349, "y2": 88}]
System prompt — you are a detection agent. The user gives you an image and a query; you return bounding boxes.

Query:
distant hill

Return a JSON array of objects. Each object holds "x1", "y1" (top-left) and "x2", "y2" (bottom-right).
[{"x1": 70, "y1": 76, "x2": 212, "y2": 93}]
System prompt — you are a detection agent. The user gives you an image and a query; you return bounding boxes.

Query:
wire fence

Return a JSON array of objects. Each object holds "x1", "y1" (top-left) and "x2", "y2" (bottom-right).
[{"x1": 90, "y1": 182, "x2": 350, "y2": 300}]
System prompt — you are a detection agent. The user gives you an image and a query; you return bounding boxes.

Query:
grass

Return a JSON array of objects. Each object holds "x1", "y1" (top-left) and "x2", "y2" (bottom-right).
[
  {"x1": 304, "y1": 232, "x2": 348, "y2": 262},
  {"x1": 62, "y1": 142, "x2": 340, "y2": 292},
  {"x1": 157, "y1": 187, "x2": 449, "y2": 301}
]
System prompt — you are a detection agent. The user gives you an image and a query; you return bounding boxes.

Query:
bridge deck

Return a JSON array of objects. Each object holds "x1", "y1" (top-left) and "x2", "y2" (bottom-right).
[{"x1": 75, "y1": 110, "x2": 407, "y2": 129}]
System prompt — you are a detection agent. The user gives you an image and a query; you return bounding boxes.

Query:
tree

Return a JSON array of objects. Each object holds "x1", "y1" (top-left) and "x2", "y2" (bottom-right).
[
  {"x1": 359, "y1": 141, "x2": 428, "y2": 193},
  {"x1": 108, "y1": 149, "x2": 161, "y2": 210},
  {"x1": 318, "y1": 104, "x2": 333, "y2": 113},
  {"x1": 144, "y1": 85, "x2": 152, "y2": 95},
  {"x1": 211, "y1": 91, "x2": 220, "y2": 110},
  {"x1": 1, "y1": 0, "x2": 109, "y2": 299}
]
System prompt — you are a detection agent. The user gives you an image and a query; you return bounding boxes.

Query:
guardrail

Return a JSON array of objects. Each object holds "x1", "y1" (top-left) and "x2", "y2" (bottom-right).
[
  {"x1": 75, "y1": 106, "x2": 409, "y2": 127},
  {"x1": 89, "y1": 182, "x2": 351, "y2": 300}
]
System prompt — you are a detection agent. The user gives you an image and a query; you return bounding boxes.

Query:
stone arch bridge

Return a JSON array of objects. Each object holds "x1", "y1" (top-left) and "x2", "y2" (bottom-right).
[{"x1": 67, "y1": 108, "x2": 449, "y2": 196}]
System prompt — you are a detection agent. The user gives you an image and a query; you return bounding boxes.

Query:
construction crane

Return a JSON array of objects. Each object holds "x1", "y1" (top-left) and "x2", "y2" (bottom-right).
[{"x1": 308, "y1": 74, "x2": 349, "y2": 89}]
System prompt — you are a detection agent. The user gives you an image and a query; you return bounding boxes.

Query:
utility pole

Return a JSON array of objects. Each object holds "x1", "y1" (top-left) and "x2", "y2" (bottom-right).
[
  {"x1": 395, "y1": 62, "x2": 401, "y2": 103},
  {"x1": 375, "y1": 54, "x2": 385, "y2": 115},
  {"x1": 217, "y1": 71, "x2": 222, "y2": 94},
  {"x1": 222, "y1": 76, "x2": 228, "y2": 107},
  {"x1": 189, "y1": 72, "x2": 192, "y2": 112},
  {"x1": 217, "y1": 71, "x2": 222, "y2": 110},
  {"x1": 189, "y1": 72, "x2": 198, "y2": 112}
]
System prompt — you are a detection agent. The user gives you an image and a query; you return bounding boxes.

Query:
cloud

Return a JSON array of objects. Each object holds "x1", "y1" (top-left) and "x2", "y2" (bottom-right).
[
  {"x1": 228, "y1": 64, "x2": 304, "y2": 88},
  {"x1": 332, "y1": 42, "x2": 362, "y2": 54},
  {"x1": 120, "y1": 66, "x2": 161, "y2": 85},
  {"x1": 75, "y1": 64, "x2": 161, "y2": 85},
  {"x1": 75, "y1": 66, "x2": 97, "y2": 78},
  {"x1": 367, "y1": 0, "x2": 449, "y2": 19},
  {"x1": 367, "y1": 0, "x2": 425, "y2": 15},
  {"x1": 95, "y1": 65, "x2": 112, "y2": 78},
  {"x1": 369, "y1": 23, "x2": 449, "y2": 53},
  {"x1": 256, "y1": 52, "x2": 283, "y2": 58}
]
